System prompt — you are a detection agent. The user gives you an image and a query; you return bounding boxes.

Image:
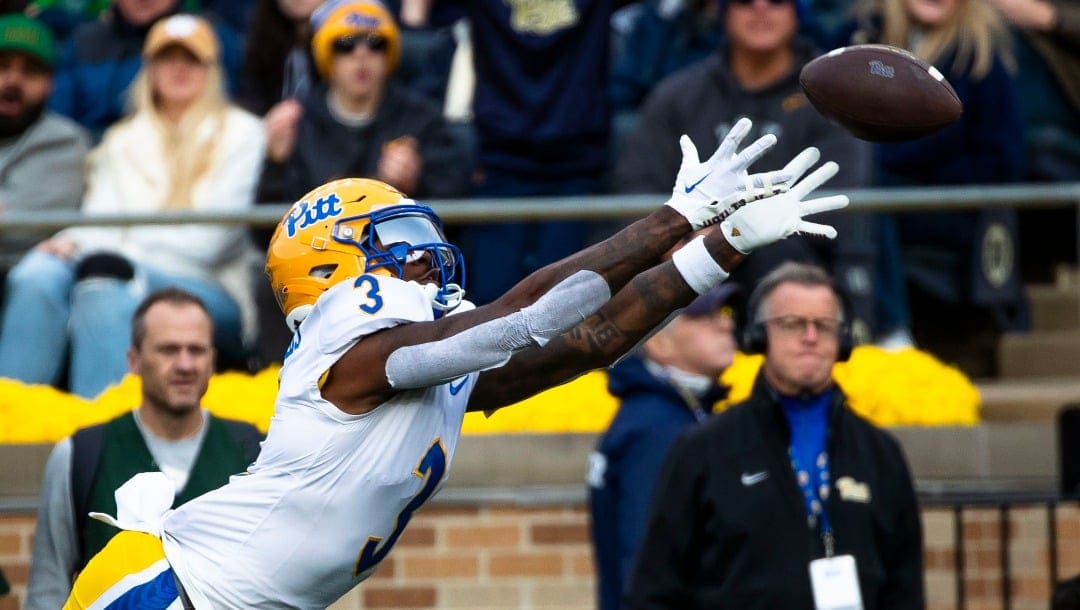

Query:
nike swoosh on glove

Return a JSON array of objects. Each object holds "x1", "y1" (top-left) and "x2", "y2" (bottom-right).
[
  {"x1": 720, "y1": 159, "x2": 850, "y2": 254},
  {"x1": 663, "y1": 119, "x2": 820, "y2": 230}
]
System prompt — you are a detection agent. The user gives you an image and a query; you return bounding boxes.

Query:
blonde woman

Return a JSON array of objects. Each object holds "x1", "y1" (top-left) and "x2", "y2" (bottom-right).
[
  {"x1": 0, "y1": 14, "x2": 266, "y2": 398},
  {"x1": 833, "y1": 0, "x2": 1026, "y2": 361}
]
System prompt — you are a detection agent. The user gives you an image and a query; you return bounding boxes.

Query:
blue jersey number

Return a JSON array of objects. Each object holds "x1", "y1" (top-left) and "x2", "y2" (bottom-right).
[
  {"x1": 353, "y1": 274, "x2": 384, "y2": 314},
  {"x1": 353, "y1": 439, "x2": 447, "y2": 577}
]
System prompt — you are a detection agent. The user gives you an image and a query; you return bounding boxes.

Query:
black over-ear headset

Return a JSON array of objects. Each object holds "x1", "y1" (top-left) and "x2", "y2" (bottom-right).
[{"x1": 741, "y1": 264, "x2": 855, "y2": 362}]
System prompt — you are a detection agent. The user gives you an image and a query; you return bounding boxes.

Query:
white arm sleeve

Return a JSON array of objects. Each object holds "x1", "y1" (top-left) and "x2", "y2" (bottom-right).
[{"x1": 385, "y1": 270, "x2": 612, "y2": 389}]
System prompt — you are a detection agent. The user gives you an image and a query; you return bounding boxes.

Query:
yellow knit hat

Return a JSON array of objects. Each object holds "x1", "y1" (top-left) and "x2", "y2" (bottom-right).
[{"x1": 310, "y1": 0, "x2": 401, "y2": 79}]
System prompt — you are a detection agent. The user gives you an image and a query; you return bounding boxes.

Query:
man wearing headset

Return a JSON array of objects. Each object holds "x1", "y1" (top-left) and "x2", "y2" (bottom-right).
[{"x1": 626, "y1": 261, "x2": 924, "y2": 610}]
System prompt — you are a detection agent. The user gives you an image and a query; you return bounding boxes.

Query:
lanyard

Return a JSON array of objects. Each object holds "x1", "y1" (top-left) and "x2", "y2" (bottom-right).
[
  {"x1": 672, "y1": 384, "x2": 710, "y2": 423},
  {"x1": 790, "y1": 449, "x2": 835, "y2": 557}
]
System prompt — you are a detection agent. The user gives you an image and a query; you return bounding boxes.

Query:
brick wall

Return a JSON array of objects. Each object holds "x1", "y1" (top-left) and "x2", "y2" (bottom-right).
[{"x1": 2, "y1": 503, "x2": 1078, "y2": 609}]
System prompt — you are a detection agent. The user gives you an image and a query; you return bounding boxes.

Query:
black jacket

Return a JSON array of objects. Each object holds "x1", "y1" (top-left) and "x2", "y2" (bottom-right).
[
  {"x1": 257, "y1": 82, "x2": 472, "y2": 205},
  {"x1": 625, "y1": 373, "x2": 925, "y2": 610}
]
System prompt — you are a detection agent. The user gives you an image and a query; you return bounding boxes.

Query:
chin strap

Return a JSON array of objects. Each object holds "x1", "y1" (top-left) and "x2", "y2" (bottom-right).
[
  {"x1": 285, "y1": 304, "x2": 313, "y2": 331},
  {"x1": 434, "y1": 283, "x2": 465, "y2": 311},
  {"x1": 412, "y1": 281, "x2": 465, "y2": 314}
]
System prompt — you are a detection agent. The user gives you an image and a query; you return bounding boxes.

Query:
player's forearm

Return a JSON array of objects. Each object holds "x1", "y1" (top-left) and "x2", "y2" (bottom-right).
[
  {"x1": 467, "y1": 234, "x2": 743, "y2": 412},
  {"x1": 542, "y1": 232, "x2": 743, "y2": 370},
  {"x1": 492, "y1": 206, "x2": 691, "y2": 309}
]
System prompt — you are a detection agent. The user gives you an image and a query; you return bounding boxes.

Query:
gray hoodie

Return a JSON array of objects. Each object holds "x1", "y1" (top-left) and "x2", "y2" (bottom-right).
[
  {"x1": 613, "y1": 40, "x2": 870, "y2": 194},
  {"x1": 0, "y1": 111, "x2": 89, "y2": 269}
]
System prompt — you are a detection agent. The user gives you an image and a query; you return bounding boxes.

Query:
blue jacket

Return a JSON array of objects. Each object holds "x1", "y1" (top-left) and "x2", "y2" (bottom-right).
[
  {"x1": 48, "y1": 10, "x2": 243, "y2": 141},
  {"x1": 434, "y1": 0, "x2": 612, "y2": 176},
  {"x1": 588, "y1": 355, "x2": 727, "y2": 610}
]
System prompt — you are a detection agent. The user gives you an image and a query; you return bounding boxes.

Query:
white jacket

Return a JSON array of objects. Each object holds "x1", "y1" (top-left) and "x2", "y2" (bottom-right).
[{"x1": 60, "y1": 106, "x2": 267, "y2": 344}]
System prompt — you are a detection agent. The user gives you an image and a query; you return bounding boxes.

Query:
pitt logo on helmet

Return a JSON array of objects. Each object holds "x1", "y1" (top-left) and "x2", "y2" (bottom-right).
[{"x1": 285, "y1": 193, "x2": 344, "y2": 238}]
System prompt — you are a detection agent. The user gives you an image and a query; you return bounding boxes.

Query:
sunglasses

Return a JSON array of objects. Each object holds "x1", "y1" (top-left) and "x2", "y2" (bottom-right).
[{"x1": 331, "y1": 33, "x2": 389, "y2": 55}]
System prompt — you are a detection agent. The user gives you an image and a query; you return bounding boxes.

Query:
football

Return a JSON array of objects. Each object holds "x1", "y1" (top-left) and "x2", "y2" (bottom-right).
[{"x1": 798, "y1": 44, "x2": 962, "y2": 143}]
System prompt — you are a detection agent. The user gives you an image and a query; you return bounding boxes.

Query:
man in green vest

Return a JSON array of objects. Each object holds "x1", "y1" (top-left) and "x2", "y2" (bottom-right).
[{"x1": 24, "y1": 287, "x2": 263, "y2": 609}]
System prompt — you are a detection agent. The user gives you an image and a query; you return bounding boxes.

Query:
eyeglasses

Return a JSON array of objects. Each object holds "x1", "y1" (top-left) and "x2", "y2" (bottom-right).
[
  {"x1": 331, "y1": 33, "x2": 389, "y2": 55},
  {"x1": 764, "y1": 316, "x2": 843, "y2": 337}
]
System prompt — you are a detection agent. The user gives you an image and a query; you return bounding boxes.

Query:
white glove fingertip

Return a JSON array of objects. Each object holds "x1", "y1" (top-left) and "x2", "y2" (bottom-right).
[
  {"x1": 783, "y1": 147, "x2": 821, "y2": 180},
  {"x1": 797, "y1": 221, "x2": 838, "y2": 239},
  {"x1": 800, "y1": 194, "x2": 850, "y2": 215},
  {"x1": 733, "y1": 134, "x2": 778, "y2": 172},
  {"x1": 731, "y1": 117, "x2": 753, "y2": 139},
  {"x1": 679, "y1": 134, "x2": 699, "y2": 162},
  {"x1": 713, "y1": 119, "x2": 753, "y2": 162},
  {"x1": 793, "y1": 160, "x2": 841, "y2": 197}
]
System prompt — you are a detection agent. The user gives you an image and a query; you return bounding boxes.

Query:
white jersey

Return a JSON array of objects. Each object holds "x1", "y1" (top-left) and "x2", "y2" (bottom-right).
[{"x1": 161, "y1": 275, "x2": 477, "y2": 609}]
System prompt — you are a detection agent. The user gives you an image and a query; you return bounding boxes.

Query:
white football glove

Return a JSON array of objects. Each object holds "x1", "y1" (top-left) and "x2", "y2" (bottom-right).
[
  {"x1": 720, "y1": 159, "x2": 850, "y2": 254},
  {"x1": 663, "y1": 118, "x2": 818, "y2": 230}
]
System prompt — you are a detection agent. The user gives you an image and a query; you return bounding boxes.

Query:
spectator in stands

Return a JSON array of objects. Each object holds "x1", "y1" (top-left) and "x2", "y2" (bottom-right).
[
  {"x1": 613, "y1": 0, "x2": 879, "y2": 340},
  {"x1": 991, "y1": 0, "x2": 1079, "y2": 280},
  {"x1": 23, "y1": 0, "x2": 95, "y2": 40},
  {"x1": 256, "y1": 0, "x2": 471, "y2": 206},
  {"x1": 196, "y1": 0, "x2": 257, "y2": 33},
  {"x1": 608, "y1": 0, "x2": 726, "y2": 113},
  {"x1": 990, "y1": 0, "x2": 1079, "y2": 182},
  {"x1": 588, "y1": 282, "x2": 741, "y2": 610},
  {"x1": 836, "y1": 0, "x2": 1027, "y2": 369},
  {"x1": 239, "y1": 0, "x2": 323, "y2": 368},
  {"x1": 28, "y1": 0, "x2": 183, "y2": 41},
  {"x1": 237, "y1": 0, "x2": 321, "y2": 117},
  {"x1": 25, "y1": 288, "x2": 263, "y2": 610},
  {"x1": 403, "y1": 0, "x2": 613, "y2": 305},
  {"x1": 47, "y1": 0, "x2": 243, "y2": 140},
  {"x1": 26, "y1": 1, "x2": 254, "y2": 41},
  {"x1": 625, "y1": 262, "x2": 924, "y2": 609},
  {"x1": 0, "y1": 14, "x2": 88, "y2": 282},
  {"x1": 0, "y1": 13, "x2": 266, "y2": 398}
]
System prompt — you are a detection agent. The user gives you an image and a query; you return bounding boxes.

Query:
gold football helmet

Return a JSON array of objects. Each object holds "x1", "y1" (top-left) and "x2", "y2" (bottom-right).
[{"x1": 266, "y1": 178, "x2": 465, "y2": 329}]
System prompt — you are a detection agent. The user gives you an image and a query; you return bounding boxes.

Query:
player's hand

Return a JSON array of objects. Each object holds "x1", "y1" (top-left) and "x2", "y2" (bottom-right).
[
  {"x1": 720, "y1": 159, "x2": 849, "y2": 254},
  {"x1": 664, "y1": 118, "x2": 805, "y2": 231}
]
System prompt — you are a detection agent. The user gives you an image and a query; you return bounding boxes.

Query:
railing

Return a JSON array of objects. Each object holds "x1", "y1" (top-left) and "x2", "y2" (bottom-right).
[
  {"x1": 1, "y1": 183, "x2": 1079, "y2": 230},
  {"x1": 920, "y1": 489, "x2": 1075, "y2": 610}
]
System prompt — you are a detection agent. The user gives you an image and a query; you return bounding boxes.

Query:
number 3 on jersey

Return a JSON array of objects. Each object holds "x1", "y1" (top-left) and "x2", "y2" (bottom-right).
[
  {"x1": 353, "y1": 274, "x2": 383, "y2": 314},
  {"x1": 353, "y1": 440, "x2": 447, "y2": 577}
]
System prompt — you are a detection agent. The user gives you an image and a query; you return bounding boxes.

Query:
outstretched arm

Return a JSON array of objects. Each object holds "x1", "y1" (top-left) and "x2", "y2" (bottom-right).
[
  {"x1": 467, "y1": 158, "x2": 848, "y2": 412},
  {"x1": 466, "y1": 232, "x2": 740, "y2": 412}
]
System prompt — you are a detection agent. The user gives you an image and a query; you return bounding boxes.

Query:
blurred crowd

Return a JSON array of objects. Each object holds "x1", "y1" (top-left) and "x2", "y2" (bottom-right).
[{"x1": 0, "y1": 0, "x2": 1076, "y2": 396}]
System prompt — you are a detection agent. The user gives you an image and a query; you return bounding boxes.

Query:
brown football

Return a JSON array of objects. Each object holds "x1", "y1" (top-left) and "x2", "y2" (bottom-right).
[{"x1": 799, "y1": 44, "x2": 963, "y2": 142}]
